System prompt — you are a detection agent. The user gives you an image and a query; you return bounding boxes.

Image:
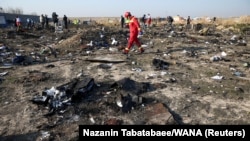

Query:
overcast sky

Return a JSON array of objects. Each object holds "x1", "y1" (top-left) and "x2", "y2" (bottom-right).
[{"x1": 0, "y1": 0, "x2": 249, "y2": 18}]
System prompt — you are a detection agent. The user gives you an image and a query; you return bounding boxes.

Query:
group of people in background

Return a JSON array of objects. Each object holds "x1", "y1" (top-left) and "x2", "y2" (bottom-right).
[
  {"x1": 120, "y1": 13, "x2": 152, "y2": 29},
  {"x1": 39, "y1": 14, "x2": 49, "y2": 29},
  {"x1": 13, "y1": 12, "x2": 70, "y2": 32},
  {"x1": 140, "y1": 13, "x2": 152, "y2": 28},
  {"x1": 120, "y1": 12, "x2": 212, "y2": 54},
  {"x1": 13, "y1": 16, "x2": 36, "y2": 32},
  {"x1": 51, "y1": 12, "x2": 69, "y2": 30},
  {"x1": 12, "y1": 12, "x2": 217, "y2": 56}
]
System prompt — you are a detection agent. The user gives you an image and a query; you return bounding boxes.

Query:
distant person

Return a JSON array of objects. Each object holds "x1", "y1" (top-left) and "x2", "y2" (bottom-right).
[
  {"x1": 167, "y1": 16, "x2": 174, "y2": 26},
  {"x1": 120, "y1": 15, "x2": 125, "y2": 28},
  {"x1": 123, "y1": 11, "x2": 144, "y2": 54},
  {"x1": 141, "y1": 14, "x2": 146, "y2": 28},
  {"x1": 213, "y1": 17, "x2": 216, "y2": 23},
  {"x1": 186, "y1": 16, "x2": 191, "y2": 31},
  {"x1": 73, "y1": 19, "x2": 78, "y2": 25},
  {"x1": 40, "y1": 14, "x2": 45, "y2": 29},
  {"x1": 63, "y1": 15, "x2": 68, "y2": 29},
  {"x1": 15, "y1": 16, "x2": 22, "y2": 32},
  {"x1": 30, "y1": 19, "x2": 35, "y2": 28},
  {"x1": 166, "y1": 16, "x2": 174, "y2": 30},
  {"x1": 146, "y1": 13, "x2": 152, "y2": 27},
  {"x1": 44, "y1": 15, "x2": 49, "y2": 29},
  {"x1": 187, "y1": 16, "x2": 191, "y2": 24},
  {"x1": 26, "y1": 18, "x2": 32, "y2": 29},
  {"x1": 13, "y1": 18, "x2": 17, "y2": 28},
  {"x1": 52, "y1": 12, "x2": 59, "y2": 29},
  {"x1": 73, "y1": 19, "x2": 80, "y2": 29}
]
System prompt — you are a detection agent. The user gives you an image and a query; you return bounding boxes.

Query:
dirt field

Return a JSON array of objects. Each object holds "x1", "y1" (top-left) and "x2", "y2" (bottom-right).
[{"x1": 0, "y1": 17, "x2": 250, "y2": 140}]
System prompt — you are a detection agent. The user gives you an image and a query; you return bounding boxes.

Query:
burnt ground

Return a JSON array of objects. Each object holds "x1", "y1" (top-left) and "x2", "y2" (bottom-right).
[{"x1": 0, "y1": 21, "x2": 250, "y2": 140}]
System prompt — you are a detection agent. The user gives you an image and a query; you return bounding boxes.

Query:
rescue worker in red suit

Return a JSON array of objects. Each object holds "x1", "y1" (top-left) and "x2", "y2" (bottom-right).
[{"x1": 123, "y1": 11, "x2": 144, "y2": 54}]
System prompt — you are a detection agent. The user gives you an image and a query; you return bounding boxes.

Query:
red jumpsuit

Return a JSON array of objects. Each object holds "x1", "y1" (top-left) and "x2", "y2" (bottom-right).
[{"x1": 124, "y1": 16, "x2": 143, "y2": 53}]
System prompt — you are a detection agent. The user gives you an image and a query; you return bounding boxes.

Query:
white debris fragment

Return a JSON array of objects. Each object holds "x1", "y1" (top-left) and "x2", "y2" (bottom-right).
[
  {"x1": 111, "y1": 38, "x2": 118, "y2": 45},
  {"x1": 0, "y1": 71, "x2": 8, "y2": 76},
  {"x1": 211, "y1": 75, "x2": 224, "y2": 80},
  {"x1": 161, "y1": 71, "x2": 167, "y2": 76},
  {"x1": 90, "y1": 117, "x2": 95, "y2": 124},
  {"x1": 86, "y1": 51, "x2": 92, "y2": 55},
  {"x1": 116, "y1": 100, "x2": 123, "y2": 107},
  {"x1": 87, "y1": 40, "x2": 93, "y2": 46},
  {"x1": 221, "y1": 51, "x2": 227, "y2": 57},
  {"x1": 40, "y1": 131, "x2": 50, "y2": 139},
  {"x1": 45, "y1": 86, "x2": 57, "y2": 96},
  {"x1": 109, "y1": 47, "x2": 118, "y2": 52}
]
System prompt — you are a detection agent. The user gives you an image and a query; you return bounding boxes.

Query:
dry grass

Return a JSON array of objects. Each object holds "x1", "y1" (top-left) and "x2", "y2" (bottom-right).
[
  {"x1": 216, "y1": 15, "x2": 250, "y2": 26},
  {"x1": 67, "y1": 15, "x2": 250, "y2": 27},
  {"x1": 66, "y1": 15, "x2": 250, "y2": 33},
  {"x1": 67, "y1": 17, "x2": 120, "y2": 26}
]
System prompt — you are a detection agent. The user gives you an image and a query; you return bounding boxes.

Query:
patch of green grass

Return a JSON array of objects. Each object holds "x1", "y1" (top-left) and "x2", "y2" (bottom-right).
[
  {"x1": 233, "y1": 24, "x2": 250, "y2": 35},
  {"x1": 204, "y1": 70, "x2": 217, "y2": 77},
  {"x1": 233, "y1": 23, "x2": 250, "y2": 29}
]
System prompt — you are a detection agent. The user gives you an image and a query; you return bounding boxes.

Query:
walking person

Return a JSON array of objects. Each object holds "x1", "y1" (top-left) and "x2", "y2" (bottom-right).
[{"x1": 123, "y1": 11, "x2": 144, "y2": 54}]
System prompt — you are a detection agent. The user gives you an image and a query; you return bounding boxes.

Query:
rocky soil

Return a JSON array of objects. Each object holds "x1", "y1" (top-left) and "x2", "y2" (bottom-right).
[{"x1": 0, "y1": 20, "x2": 250, "y2": 140}]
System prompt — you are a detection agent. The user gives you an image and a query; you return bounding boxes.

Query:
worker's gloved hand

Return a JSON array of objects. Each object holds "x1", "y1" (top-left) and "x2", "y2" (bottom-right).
[{"x1": 139, "y1": 31, "x2": 143, "y2": 35}]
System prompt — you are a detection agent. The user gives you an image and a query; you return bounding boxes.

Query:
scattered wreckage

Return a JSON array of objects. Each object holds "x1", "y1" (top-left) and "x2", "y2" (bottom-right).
[{"x1": 31, "y1": 77, "x2": 95, "y2": 116}]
